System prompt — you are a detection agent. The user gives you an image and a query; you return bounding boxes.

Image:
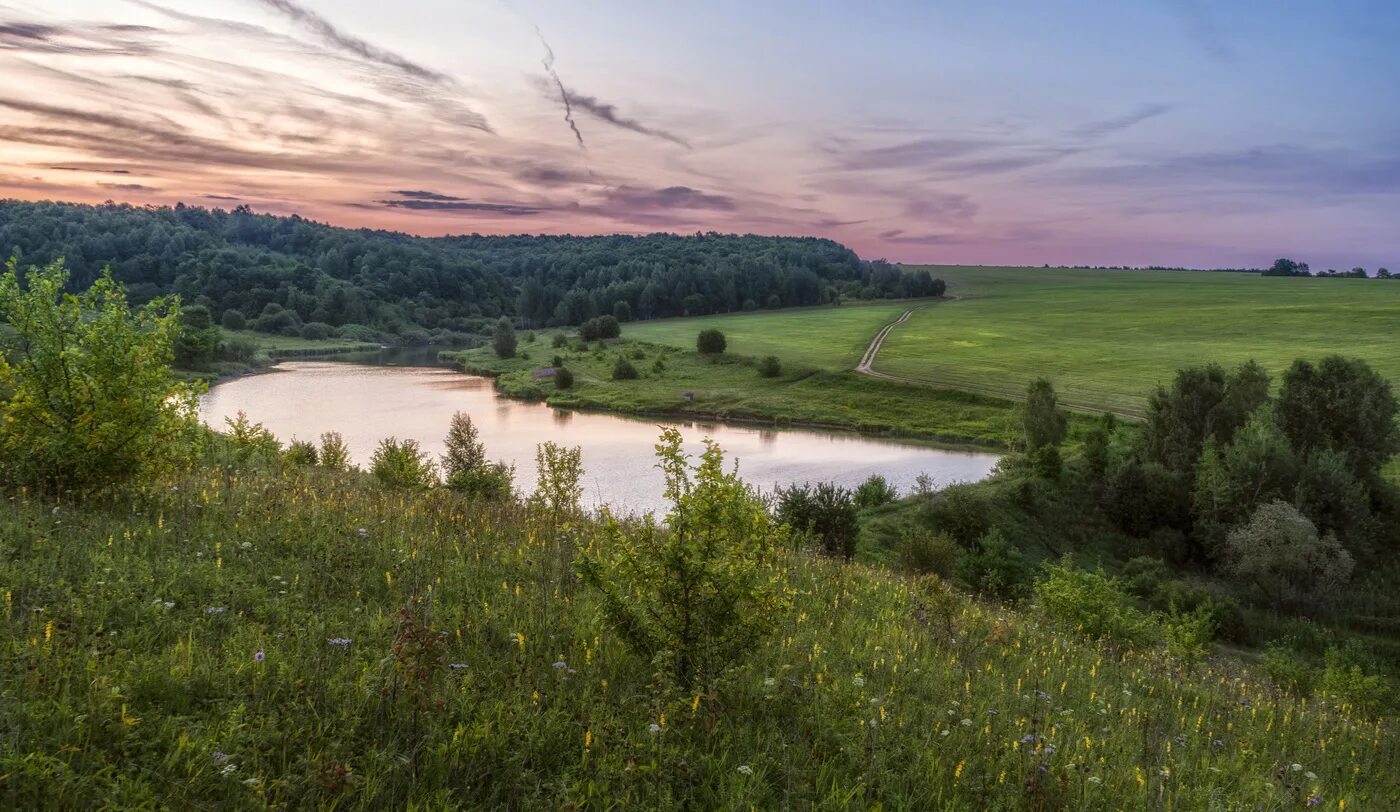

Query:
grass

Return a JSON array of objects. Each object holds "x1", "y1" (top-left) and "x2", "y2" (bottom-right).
[
  {"x1": 624, "y1": 300, "x2": 918, "y2": 370},
  {"x1": 3, "y1": 464, "x2": 1397, "y2": 809},
  {"x1": 875, "y1": 267, "x2": 1400, "y2": 416},
  {"x1": 450, "y1": 336, "x2": 1040, "y2": 448}
]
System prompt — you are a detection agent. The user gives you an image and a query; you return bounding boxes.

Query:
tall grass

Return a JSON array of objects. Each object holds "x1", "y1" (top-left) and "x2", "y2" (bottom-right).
[{"x1": 2, "y1": 467, "x2": 1396, "y2": 808}]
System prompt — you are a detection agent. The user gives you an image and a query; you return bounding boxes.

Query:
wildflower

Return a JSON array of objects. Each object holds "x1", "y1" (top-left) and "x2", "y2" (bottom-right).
[
  {"x1": 1087, "y1": 776, "x2": 1102, "y2": 785},
  {"x1": 1307, "y1": 796, "x2": 1322, "y2": 807},
  {"x1": 1020, "y1": 733, "x2": 1037, "y2": 745},
  {"x1": 253, "y1": 650, "x2": 265, "y2": 663},
  {"x1": 221, "y1": 763, "x2": 237, "y2": 775},
  {"x1": 449, "y1": 662, "x2": 468, "y2": 670},
  {"x1": 242, "y1": 778, "x2": 261, "y2": 788},
  {"x1": 737, "y1": 765, "x2": 754, "y2": 776},
  {"x1": 1212, "y1": 739, "x2": 1224, "y2": 749},
  {"x1": 762, "y1": 677, "x2": 776, "y2": 689},
  {"x1": 1292, "y1": 763, "x2": 1304, "y2": 772},
  {"x1": 205, "y1": 606, "x2": 226, "y2": 615},
  {"x1": 940, "y1": 729, "x2": 950, "y2": 737},
  {"x1": 240, "y1": 541, "x2": 252, "y2": 549},
  {"x1": 851, "y1": 675, "x2": 865, "y2": 688},
  {"x1": 328, "y1": 637, "x2": 353, "y2": 648},
  {"x1": 648, "y1": 723, "x2": 661, "y2": 735},
  {"x1": 553, "y1": 660, "x2": 568, "y2": 670},
  {"x1": 960, "y1": 718, "x2": 972, "y2": 727},
  {"x1": 1042, "y1": 745, "x2": 1056, "y2": 756},
  {"x1": 357, "y1": 528, "x2": 368, "y2": 538},
  {"x1": 212, "y1": 751, "x2": 230, "y2": 764}
]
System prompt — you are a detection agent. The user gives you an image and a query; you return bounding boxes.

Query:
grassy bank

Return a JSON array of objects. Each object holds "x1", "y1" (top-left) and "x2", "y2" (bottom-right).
[
  {"x1": 881, "y1": 267, "x2": 1400, "y2": 416},
  {"x1": 3, "y1": 465, "x2": 1396, "y2": 809},
  {"x1": 450, "y1": 336, "x2": 1052, "y2": 448}
]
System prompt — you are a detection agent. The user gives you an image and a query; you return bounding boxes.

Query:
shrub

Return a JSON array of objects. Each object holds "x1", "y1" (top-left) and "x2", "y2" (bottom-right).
[
  {"x1": 576, "y1": 429, "x2": 788, "y2": 691},
  {"x1": 956, "y1": 530, "x2": 1031, "y2": 601},
  {"x1": 318, "y1": 431, "x2": 351, "y2": 471},
  {"x1": 1221, "y1": 501, "x2": 1354, "y2": 612},
  {"x1": 532, "y1": 442, "x2": 583, "y2": 517},
  {"x1": 554, "y1": 367, "x2": 574, "y2": 389},
  {"x1": 370, "y1": 437, "x2": 438, "y2": 489},
  {"x1": 1260, "y1": 643, "x2": 1316, "y2": 696},
  {"x1": 611, "y1": 357, "x2": 638, "y2": 380},
  {"x1": 1163, "y1": 603, "x2": 1216, "y2": 665},
  {"x1": 651, "y1": 356, "x2": 666, "y2": 373},
  {"x1": 492, "y1": 317, "x2": 516, "y2": 358},
  {"x1": 854, "y1": 474, "x2": 897, "y2": 509},
  {"x1": 283, "y1": 439, "x2": 318, "y2": 466},
  {"x1": 221, "y1": 309, "x2": 246, "y2": 330},
  {"x1": 578, "y1": 315, "x2": 621, "y2": 342},
  {"x1": 223, "y1": 410, "x2": 281, "y2": 466},
  {"x1": 450, "y1": 462, "x2": 515, "y2": 501},
  {"x1": 218, "y1": 337, "x2": 257, "y2": 363},
  {"x1": 551, "y1": 332, "x2": 568, "y2": 348},
  {"x1": 923, "y1": 484, "x2": 990, "y2": 547},
  {"x1": 1122, "y1": 556, "x2": 1171, "y2": 599},
  {"x1": 299, "y1": 322, "x2": 334, "y2": 340},
  {"x1": 896, "y1": 529, "x2": 960, "y2": 578},
  {"x1": 775, "y1": 482, "x2": 859, "y2": 558},
  {"x1": 696, "y1": 328, "x2": 726, "y2": 354},
  {"x1": 441, "y1": 412, "x2": 485, "y2": 479},
  {"x1": 758, "y1": 355, "x2": 781, "y2": 378},
  {"x1": 0, "y1": 260, "x2": 201, "y2": 493},
  {"x1": 551, "y1": 354, "x2": 564, "y2": 367},
  {"x1": 1034, "y1": 558, "x2": 1158, "y2": 646},
  {"x1": 1318, "y1": 646, "x2": 1392, "y2": 717}
]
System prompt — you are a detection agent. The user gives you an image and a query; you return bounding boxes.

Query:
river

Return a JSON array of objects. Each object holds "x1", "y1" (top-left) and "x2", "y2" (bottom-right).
[{"x1": 199, "y1": 352, "x2": 999, "y2": 514}]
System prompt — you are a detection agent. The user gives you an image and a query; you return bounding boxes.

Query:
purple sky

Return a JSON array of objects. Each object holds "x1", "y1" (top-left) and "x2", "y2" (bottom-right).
[{"x1": 1, "y1": 0, "x2": 1397, "y2": 269}]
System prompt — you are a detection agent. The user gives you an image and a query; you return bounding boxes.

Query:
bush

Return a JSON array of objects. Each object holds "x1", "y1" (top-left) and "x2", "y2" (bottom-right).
[
  {"x1": 611, "y1": 357, "x2": 638, "y2": 380},
  {"x1": 221, "y1": 309, "x2": 246, "y2": 330},
  {"x1": 283, "y1": 439, "x2": 318, "y2": 466},
  {"x1": 775, "y1": 482, "x2": 859, "y2": 558},
  {"x1": 854, "y1": 474, "x2": 897, "y2": 509},
  {"x1": 551, "y1": 332, "x2": 568, "y2": 348},
  {"x1": 218, "y1": 337, "x2": 257, "y2": 363},
  {"x1": 554, "y1": 367, "x2": 574, "y2": 389},
  {"x1": 956, "y1": 530, "x2": 1031, "y2": 601},
  {"x1": 299, "y1": 322, "x2": 334, "y2": 340},
  {"x1": 578, "y1": 315, "x2": 621, "y2": 342},
  {"x1": 1318, "y1": 646, "x2": 1392, "y2": 717},
  {"x1": 1260, "y1": 643, "x2": 1316, "y2": 696},
  {"x1": 758, "y1": 355, "x2": 781, "y2": 378},
  {"x1": 896, "y1": 529, "x2": 960, "y2": 577},
  {"x1": 576, "y1": 429, "x2": 788, "y2": 691},
  {"x1": 441, "y1": 413, "x2": 486, "y2": 479},
  {"x1": 1034, "y1": 558, "x2": 1158, "y2": 646},
  {"x1": 923, "y1": 484, "x2": 990, "y2": 547},
  {"x1": 370, "y1": 437, "x2": 438, "y2": 489},
  {"x1": 318, "y1": 431, "x2": 352, "y2": 471},
  {"x1": 0, "y1": 260, "x2": 200, "y2": 493},
  {"x1": 697, "y1": 329, "x2": 726, "y2": 354},
  {"x1": 1221, "y1": 501, "x2": 1354, "y2": 612},
  {"x1": 449, "y1": 462, "x2": 515, "y2": 501},
  {"x1": 1162, "y1": 603, "x2": 1216, "y2": 665},
  {"x1": 492, "y1": 317, "x2": 516, "y2": 359},
  {"x1": 223, "y1": 411, "x2": 281, "y2": 466},
  {"x1": 1122, "y1": 556, "x2": 1171, "y2": 599}
]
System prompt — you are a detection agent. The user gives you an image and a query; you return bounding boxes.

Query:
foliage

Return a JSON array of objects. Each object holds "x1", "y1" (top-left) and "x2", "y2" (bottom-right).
[
  {"x1": 923, "y1": 484, "x2": 991, "y2": 546},
  {"x1": 531, "y1": 442, "x2": 583, "y2": 517},
  {"x1": 317, "y1": 431, "x2": 351, "y2": 471},
  {"x1": 853, "y1": 473, "x2": 898, "y2": 509},
  {"x1": 579, "y1": 315, "x2": 621, "y2": 341},
  {"x1": 577, "y1": 429, "x2": 788, "y2": 692},
  {"x1": 1275, "y1": 355, "x2": 1399, "y2": 482},
  {"x1": 1319, "y1": 647, "x2": 1392, "y2": 717},
  {"x1": 757, "y1": 355, "x2": 781, "y2": 378},
  {"x1": 222, "y1": 410, "x2": 281, "y2": 466},
  {"x1": 1221, "y1": 501, "x2": 1354, "y2": 612},
  {"x1": 492, "y1": 317, "x2": 517, "y2": 359},
  {"x1": 696, "y1": 328, "x2": 727, "y2": 354},
  {"x1": 283, "y1": 439, "x2": 318, "y2": 466},
  {"x1": 370, "y1": 437, "x2": 438, "y2": 489},
  {"x1": 611, "y1": 357, "x2": 639, "y2": 380},
  {"x1": 1035, "y1": 559, "x2": 1158, "y2": 647},
  {"x1": 441, "y1": 412, "x2": 486, "y2": 480},
  {"x1": 895, "y1": 528, "x2": 960, "y2": 577},
  {"x1": 1021, "y1": 378, "x2": 1067, "y2": 454},
  {"x1": 0, "y1": 259, "x2": 200, "y2": 493},
  {"x1": 956, "y1": 529, "x2": 1031, "y2": 601},
  {"x1": 174, "y1": 304, "x2": 220, "y2": 368},
  {"x1": 1162, "y1": 603, "x2": 1217, "y2": 666},
  {"x1": 1144, "y1": 362, "x2": 1266, "y2": 477},
  {"x1": 554, "y1": 366, "x2": 574, "y2": 389},
  {"x1": 1260, "y1": 643, "x2": 1316, "y2": 696},
  {"x1": 774, "y1": 482, "x2": 859, "y2": 559}
]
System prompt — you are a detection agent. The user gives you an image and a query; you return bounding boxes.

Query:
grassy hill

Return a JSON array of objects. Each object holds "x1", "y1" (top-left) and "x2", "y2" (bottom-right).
[
  {"x1": 879, "y1": 267, "x2": 1400, "y2": 416},
  {"x1": 3, "y1": 464, "x2": 1396, "y2": 809}
]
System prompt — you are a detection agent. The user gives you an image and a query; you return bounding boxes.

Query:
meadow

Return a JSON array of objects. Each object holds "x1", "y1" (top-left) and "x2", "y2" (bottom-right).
[
  {"x1": 877, "y1": 267, "x2": 1400, "y2": 416},
  {"x1": 3, "y1": 462, "x2": 1396, "y2": 809}
]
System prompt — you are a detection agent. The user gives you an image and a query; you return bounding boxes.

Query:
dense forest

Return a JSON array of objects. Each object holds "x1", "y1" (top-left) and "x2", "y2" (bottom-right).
[{"x1": 0, "y1": 200, "x2": 942, "y2": 344}]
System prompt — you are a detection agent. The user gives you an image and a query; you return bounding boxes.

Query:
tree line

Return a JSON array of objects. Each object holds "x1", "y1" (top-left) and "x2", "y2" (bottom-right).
[{"x1": 0, "y1": 201, "x2": 944, "y2": 347}]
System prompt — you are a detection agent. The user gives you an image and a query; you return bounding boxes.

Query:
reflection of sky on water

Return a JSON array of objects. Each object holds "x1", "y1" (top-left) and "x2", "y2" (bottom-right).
[{"x1": 201, "y1": 362, "x2": 1000, "y2": 515}]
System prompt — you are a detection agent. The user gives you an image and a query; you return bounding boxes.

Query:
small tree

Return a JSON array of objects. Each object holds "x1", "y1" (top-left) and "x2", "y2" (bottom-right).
[
  {"x1": 576, "y1": 429, "x2": 788, "y2": 692},
  {"x1": 318, "y1": 431, "x2": 352, "y2": 471},
  {"x1": 492, "y1": 317, "x2": 517, "y2": 358},
  {"x1": 532, "y1": 442, "x2": 583, "y2": 517},
  {"x1": 1022, "y1": 378, "x2": 1067, "y2": 478},
  {"x1": 554, "y1": 366, "x2": 574, "y2": 389},
  {"x1": 696, "y1": 329, "x2": 726, "y2": 354},
  {"x1": 174, "y1": 304, "x2": 220, "y2": 368},
  {"x1": 283, "y1": 438, "x2": 318, "y2": 466},
  {"x1": 221, "y1": 309, "x2": 246, "y2": 331},
  {"x1": 1275, "y1": 355, "x2": 1399, "y2": 482},
  {"x1": 441, "y1": 412, "x2": 486, "y2": 480},
  {"x1": 854, "y1": 474, "x2": 897, "y2": 508},
  {"x1": 1222, "y1": 501, "x2": 1354, "y2": 612},
  {"x1": 0, "y1": 259, "x2": 200, "y2": 493},
  {"x1": 370, "y1": 437, "x2": 438, "y2": 489},
  {"x1": 757, "y1": 355, "x2": 782, "y2": 378},
  {"x1": 613, "y1": 301, "x2": 632, "y2": 322}
]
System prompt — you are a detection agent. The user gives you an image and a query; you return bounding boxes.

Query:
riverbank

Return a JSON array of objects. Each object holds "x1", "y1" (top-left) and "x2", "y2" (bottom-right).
[{"x1": 448, "y1": 337, "x2": 1096, "y2": 449}]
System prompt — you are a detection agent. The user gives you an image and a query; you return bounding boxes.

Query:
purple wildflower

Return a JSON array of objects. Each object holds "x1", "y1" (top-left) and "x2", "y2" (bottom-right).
[
  {"x1": 1307, "y1": 795, "x2": 1322, "y2": 807},
  {"x1": 254, "y1": 650, "x2": 265, "y2": 663}
]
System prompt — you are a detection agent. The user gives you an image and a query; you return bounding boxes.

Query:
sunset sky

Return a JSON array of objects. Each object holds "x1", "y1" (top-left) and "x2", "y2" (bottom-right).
[{"x1": 2, "y1": 0, "x2": 1398, "y2": 268}]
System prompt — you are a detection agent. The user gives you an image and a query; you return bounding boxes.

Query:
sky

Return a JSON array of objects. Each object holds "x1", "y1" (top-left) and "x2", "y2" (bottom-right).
[{"x1": 1, "y1": 0, "x2": 1398, "y2": 269}]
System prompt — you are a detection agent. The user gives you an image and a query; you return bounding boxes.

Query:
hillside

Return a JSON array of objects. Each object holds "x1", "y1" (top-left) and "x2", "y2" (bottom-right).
[{"x1": 3, "y1": 461, "x2": 1396, "y2": 809}]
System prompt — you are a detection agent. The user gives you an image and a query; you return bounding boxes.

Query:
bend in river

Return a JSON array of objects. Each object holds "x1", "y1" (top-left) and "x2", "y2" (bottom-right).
[{"x1": 200, "y1": 357, "x2": 1000, "y2": 515}]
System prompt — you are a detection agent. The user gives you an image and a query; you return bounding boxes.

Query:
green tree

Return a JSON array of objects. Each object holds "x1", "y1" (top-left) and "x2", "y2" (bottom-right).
[
  {"x1": 173, "y1": 304, "x2": 219, "y2": 368},
  {"x1": 318, "y1": 431, "x2": 352, "y2": 471},
  {"x1": 0, "y1": 259, "x2": 200, "y2": 493},
  {"x1": 1275, "y1": 355, "x2": 1399, "y2": 482},
  {"x1": 1022, "y1": 378, "x2": 1067, "y2": 477},
  {"x1": 492, "y1": 317, "x2": 517, "y2": 358},
  {"x1": 370, "y1": 437, "x2": 438, "y2": 489},
  {"x1": 577, "y1": 429, "x2": 788, "y2": 691},
  {"x1": 611, "y1": 357, "x2": 638, "y2": 380},
  {"x1": 441, "y1": 412, "x2": 514, "y2": 500},
  {"x1": 554, "y1": 366, "x2": 574, "y2": 389},
  {"x1": 696, "y1": 329, "x2": 726, "y2": 354},
  {"x1": 757, "y1": 355, "x2": 781, "y2": 378}
]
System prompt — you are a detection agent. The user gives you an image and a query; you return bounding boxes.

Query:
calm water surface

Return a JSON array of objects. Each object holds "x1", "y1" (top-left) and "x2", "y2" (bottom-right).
[{"x1": 200, "y1": 355, "x2": 999, "y2": 514}]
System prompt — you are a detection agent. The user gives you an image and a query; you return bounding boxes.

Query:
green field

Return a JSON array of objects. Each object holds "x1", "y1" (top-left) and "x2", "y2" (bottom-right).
[
  {"x1": 625, "y1": 300, "x2": 914, "y2": 370},
  {"x1": 874, "y1": 267, "x2": 1400, "y2": 416}
]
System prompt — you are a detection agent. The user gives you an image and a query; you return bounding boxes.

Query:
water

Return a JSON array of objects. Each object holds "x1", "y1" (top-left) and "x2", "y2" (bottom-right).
[{"x1": 200, "y1": 354, "x2": 1000, "y2": 514}]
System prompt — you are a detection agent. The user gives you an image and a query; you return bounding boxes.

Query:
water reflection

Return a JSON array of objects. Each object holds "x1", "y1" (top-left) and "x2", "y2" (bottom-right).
[{"x1": 201, "y1": 360, "x2": 1000, "y2": 515}]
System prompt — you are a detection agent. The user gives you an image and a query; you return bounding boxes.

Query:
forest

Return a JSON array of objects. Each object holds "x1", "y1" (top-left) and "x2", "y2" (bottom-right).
[{"x1": 0, "y1": 200, "x2": 943, "y2": 345}]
